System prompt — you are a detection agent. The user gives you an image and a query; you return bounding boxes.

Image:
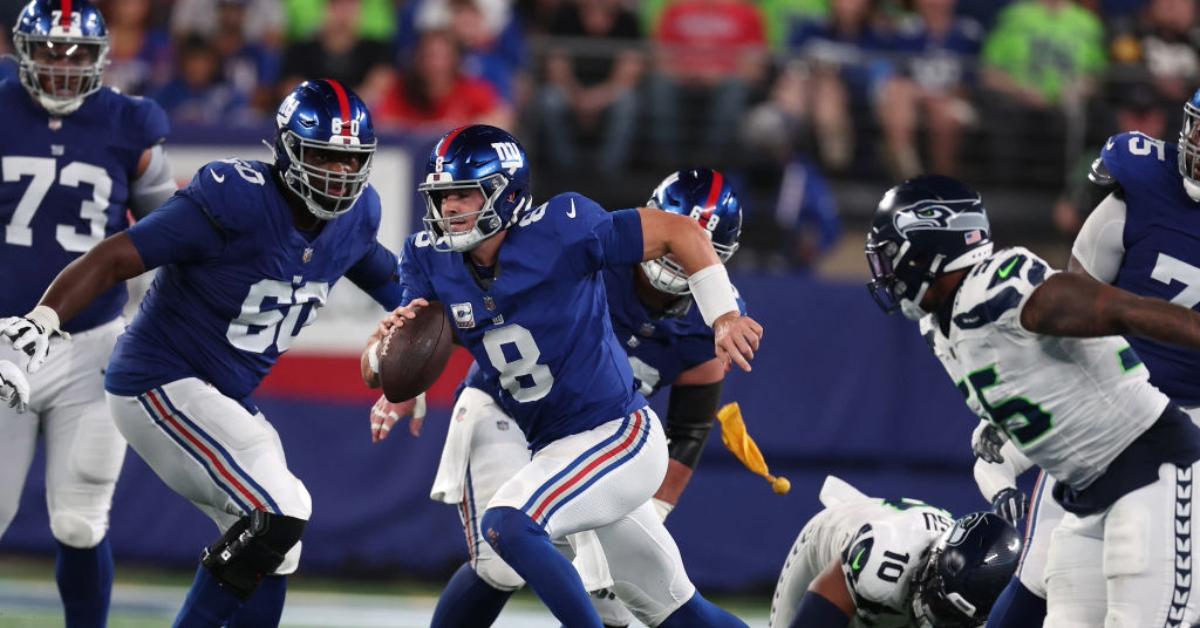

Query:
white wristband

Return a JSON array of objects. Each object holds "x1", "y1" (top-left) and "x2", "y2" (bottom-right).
[
  {"x1": 366, "y1": 341, "x2": 381, "y2": 375},
  {"x1": 687, "y1": 264, "x2": 738, "y2": 327},
  {"x1": 26, "y1": 305, "x2": 62, "y2": 334}
]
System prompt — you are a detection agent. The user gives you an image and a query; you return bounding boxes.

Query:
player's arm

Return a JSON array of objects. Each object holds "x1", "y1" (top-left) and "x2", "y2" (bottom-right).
[
  {"x1": 792, "y1": 559, "x2": 855, "y2": 627},
  {"x1": 346, "y1": 242, "x2": 404, "y2": 311},
  {"x1": 1021, "y1": 271, "x2": 1200, "y2": 349},
  {"x1": 655, "y1": 359, "x2": 725, "y2": 509},
  {"x1": 637, "y1": 208, "x2": 763, "y2": 372},
  {"x1": 974, "y1": 440, "x2": 1033, "y2": 524},
  {"x1": 129, "y1": 144, "x2": 178, "y2": 219},
  {"x1": 1066, "y1": 191, "x2": 1126, "y2": 281}
]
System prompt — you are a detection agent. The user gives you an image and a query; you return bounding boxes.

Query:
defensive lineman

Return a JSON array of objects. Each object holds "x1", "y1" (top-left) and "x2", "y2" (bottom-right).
[
  {"x1": 0, "y1": 1, "x2": 175, "y2": 625},
  {"x1": 866, "y1": 174, "x2": 1200, "y2": 626},
  {"x1": 367, "y1": 125, "x2": 762, "y2": 627},
  {"x1": 1, "y1": 80, "x2": 402, "y2": 627}
]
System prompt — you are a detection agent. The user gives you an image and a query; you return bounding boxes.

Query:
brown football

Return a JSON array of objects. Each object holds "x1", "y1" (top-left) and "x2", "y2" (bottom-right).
[{"x1": 379, "y1": 302, "x2": 454, "y2": 402}]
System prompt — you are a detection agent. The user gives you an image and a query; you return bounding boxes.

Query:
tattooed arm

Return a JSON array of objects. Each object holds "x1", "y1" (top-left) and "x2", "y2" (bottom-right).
[{"x1": 1021, "y1": 272, "x2": 1200, "y2": 349}]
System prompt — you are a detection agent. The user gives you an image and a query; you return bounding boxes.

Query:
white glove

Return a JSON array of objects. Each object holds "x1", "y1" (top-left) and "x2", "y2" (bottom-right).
[
  {"x1": 0, "y1": 360, "x2": 31, "y2": 412},
  {"x1": 0, "y1": 306, "x2": 67, "y2": 373},
  {"x1": 971, "y1": 421, "x2": 1008, "y2": 464}
]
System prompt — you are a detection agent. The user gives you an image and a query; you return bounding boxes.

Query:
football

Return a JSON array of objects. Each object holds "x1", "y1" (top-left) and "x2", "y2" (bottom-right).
[{"x1": 378, "y1": 303, "x2": 454, "y2": 402}]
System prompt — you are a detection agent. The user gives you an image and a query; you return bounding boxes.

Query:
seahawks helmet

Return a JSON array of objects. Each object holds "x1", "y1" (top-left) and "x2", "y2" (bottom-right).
[
  {"x1": 272, "y1": 79, "x2": 377, "y2": 220},
  {"x1": 13, "y1": 0, "x2": 109, "y2": 116},
  {"x1": 418, "y1": 125, "x2": 532, "y2": 252},
  {"x1": 865, "y1": 175, "x2": 992, "y2": 320},
  {"x1": 642, "y1": 168, "x2": 743, "y2": 294},
  {"x1": 911, "y1": 512, "x2": 1022, "y2": 627},
  {"x1": 1179, "y1": 88, "x2": 1200, "y2": 201}
]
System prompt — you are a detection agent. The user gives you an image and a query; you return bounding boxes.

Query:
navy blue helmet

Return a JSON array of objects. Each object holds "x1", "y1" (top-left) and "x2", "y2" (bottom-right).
[
  {"x1": 865, "y1": 175, "x2": 992, "y2": 320},
  {"x1": 911, "y1": 512, "x2": 1022, "y2": 627},
  {"x1": 273, "y1": 79, "x2": 377, "y2": 220},
  {"x1": 418, "y1": 125, "x2": 532, "y2": 252},
  {"x1": 642, "y1": 168, "x2": 743, "y2": 294},
  {"x1": 13, "y1": 0, "x2": 109, "y2": 116},
  {"x1": 1179, "y1": 88, "x2": 1200, "y2": 200}
]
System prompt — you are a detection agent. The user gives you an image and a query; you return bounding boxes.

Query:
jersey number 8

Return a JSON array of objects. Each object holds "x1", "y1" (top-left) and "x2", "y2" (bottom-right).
[{"x1": 483, "y1": 324, "x2": 554, "y2": 402}]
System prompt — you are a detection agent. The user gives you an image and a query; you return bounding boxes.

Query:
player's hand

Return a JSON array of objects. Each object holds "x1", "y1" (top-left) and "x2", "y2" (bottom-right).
[
  {"x1": 0, "y1": 360, "x2": 30, "y2": 413},
  {"x1": 990, "y1": 487, "x2": 1028, "y2": 524},
  {"x1": 713, "y1": 312, "x2": 763, "y2": 373},
  {"x1": 971, "y1": 422, "x2": 1008, "y2": 464},
  {"x1": 369, "y1": 299, "x2": 430, "y2": 344},
  {"x1": 0, "y1": 309, "x2": 66, "y2": 374},
  {"x1": 370, "y1": 392, "x2": 427, "y2": 443}
]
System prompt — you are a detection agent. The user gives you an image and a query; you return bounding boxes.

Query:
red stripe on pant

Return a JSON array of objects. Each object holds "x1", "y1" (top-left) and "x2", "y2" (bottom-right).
[{"x1": 529, "y1": 411, "x2": 645, "y2": 525}]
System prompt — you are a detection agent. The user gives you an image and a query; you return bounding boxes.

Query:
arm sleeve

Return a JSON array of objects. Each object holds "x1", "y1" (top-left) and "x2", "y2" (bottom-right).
[
  {"x1": 347, "y1": 241, "x2": 403, "y2": 310},
  {"x1": 974, "y1": 441, "x2": 1034, "y2": 502},
  {"x1": 125, "y1": 193, "x2": 225, "y2": 269},
  {"x1": 398, "y1": 236, "x2": 436, "y2": 305},
  {"x1": 129, "y1": 144, "x2": 178, "y2": 219},
  {"x1": 1070, "y1": 192, "x2": 1127, "y2": 284}
]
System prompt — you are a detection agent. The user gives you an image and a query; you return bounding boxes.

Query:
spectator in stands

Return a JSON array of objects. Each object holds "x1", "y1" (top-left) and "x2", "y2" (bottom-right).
[
  {"x1": 170, "y1": 0, "x2": 284, "y2": 50},
  {"x1": 648, "y1": 0, "x2": 767, "y2": 167},
  {"x1": 773, "y1": 0, "x2": 893, "y2": 172},
  {"x1": 979, "y1": 0, "x2": 1106, "y2": 184},
  {"x1": 760, "y1": 0, "x2": 830, "y2": 50},
  {"x1": 284, "y1": 0, "x2": 395, "y2": 42},
  {"x1": 280, "y1": 0, "x2": 394, "y2": 105},
  {"x1": 151, "y1": 34, "x2": 251, "y2": 125},
  {"x1": 877, "y1": 0, "x2": 983, "y2": 178},
  {"x1": 100, "y1": 0, "x2": 171, "y2": 95},
  {"x1": 207, "y1": 0, "x2": 281, "y2": 114},
  {"x1": 538, "y1": 0, "x2": 643, "y2": 176},
  {"x1": 1108, "y1": 0, "x2": 1200, "y2": 111},
  {"x1": 375, "y1": 29, "x2": 512, "y2": 133}
]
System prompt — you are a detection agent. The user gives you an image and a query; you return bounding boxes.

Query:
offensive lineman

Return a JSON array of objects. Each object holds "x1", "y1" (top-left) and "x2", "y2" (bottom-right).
[
  {"x1": 979, "y1": 88, "x2": 1200, "y2": 626},
  {"x1": 0, "y1": 1, "x2": 175, "y2": 625},
  {"x1": 373, "y1": 168, "x2": 747, "y2": 628},
  {"x1": 367, "y1": 125, "x2": 762, "y2": 627},
  {"x1": 768, "y1": 476, "x2": 1020, "y2": 628},
  {"x1": 866, "y1": 174, "x2": 1200, "y2": 626},
  {"x1": 0, "y1": 80, "x2": 403, "y2": 627}
]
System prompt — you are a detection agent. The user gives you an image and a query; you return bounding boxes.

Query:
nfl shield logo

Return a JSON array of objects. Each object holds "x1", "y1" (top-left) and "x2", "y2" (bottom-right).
[
  {"x1": 452, "y1": 302, "x2": 475, "y2": 329},
  {"x1": 302, "y1": 247, "x2": 314, "y2": 263}
]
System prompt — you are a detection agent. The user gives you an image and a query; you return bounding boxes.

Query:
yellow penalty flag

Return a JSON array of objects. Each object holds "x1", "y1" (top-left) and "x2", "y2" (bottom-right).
[{"x1": 717, "y1": 402, "x2": 791, "y2": 495}]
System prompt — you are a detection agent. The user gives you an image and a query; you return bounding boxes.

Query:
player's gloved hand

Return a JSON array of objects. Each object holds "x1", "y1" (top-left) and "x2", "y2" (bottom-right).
[
  {"x1": 371, "y1": 299, "x2": 430, "y2": 342},
  {"x1": 990, "y1": 487, "x2": 1028, "y2": 524},
  {"x1": 971, "y1": 422, "x2": 1008, "y2": 464},
  {"x1": 0, "y1": 306, "x2": 68, "y2": 373},
  {"x1": 713, "y1": 312, "x2": 763, "y2": 373},
  {"x1": 370, "y1": 392, "x2": 427, "y2": 443},
  {"x1": 0, "y1": 360, "x2": 31, "y2": 413}
]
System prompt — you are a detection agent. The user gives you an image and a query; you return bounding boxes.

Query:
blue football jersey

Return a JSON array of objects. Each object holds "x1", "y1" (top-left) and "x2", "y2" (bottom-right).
[
  {"x1": 105, "y1": 159, "x2": 400, "y2": 404},
  {"x1": 1103, "y1": 131, "x2": 1200, "y2": 405},
  {"x1": 399, "y1": 193, "x2": 648, "y2": 450},
  {"x1": 0, "y1": 80, "x2": 168, "y2": 332}
]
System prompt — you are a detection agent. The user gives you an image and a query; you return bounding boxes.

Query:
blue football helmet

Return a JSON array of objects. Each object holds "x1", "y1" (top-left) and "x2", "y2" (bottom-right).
[
  {"x1": 1179, "y1": 88, "x2": 1200, "y2": 201},
  {"x1": 13, "y1": 0, "x2": 109, "y2": 116},
  {"x1": 272, "y1": 79, "x2": 377, "y2": 220},
  {"x1": 642, "y1": 168, "x2": 743, "y2": 294},
  {"x1": 419, "y1": 125, "x2": 532, "y2": 252},
  {"x1": 911, "y1": 512, "x2": 1022, "y2": 627},
  {"x1": 865, "y1": 175, "x2": 992, "y2": 320}
]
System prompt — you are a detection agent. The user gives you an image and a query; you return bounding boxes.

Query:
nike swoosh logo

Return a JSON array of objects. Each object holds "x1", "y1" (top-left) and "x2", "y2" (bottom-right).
[
  {"x1": 567, "y1": 199, "x2": 576, "y2": 218},
  {"x1": 210, "y1": 169, "x2": 225, "y2": 183},
  {"x1": 852, "y1": 548, "x2": 866, "y2": 571},
  {"x1": 998, "y1": 257, "x2": 1020, "y2": 279}
]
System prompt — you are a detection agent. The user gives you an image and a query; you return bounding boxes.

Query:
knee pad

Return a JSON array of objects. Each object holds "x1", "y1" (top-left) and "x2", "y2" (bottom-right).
[
  {"x1": 474, "y1": 555, "x2": 525, "y2": 592},
  {"x1": 201, "y1": 510, "x2": 306, "y2": 600},
  {"x1": 480, "y1": 507, "x2": 544, "y2": 561},
  {"x1": 50, "y1": 511, "x2": 106, "y2": 549}
]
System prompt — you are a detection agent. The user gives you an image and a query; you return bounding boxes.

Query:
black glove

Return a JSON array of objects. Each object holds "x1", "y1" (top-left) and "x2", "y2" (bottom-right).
[{"x1": 990, "y1": 487, "x2": 1029, "y2": 525}]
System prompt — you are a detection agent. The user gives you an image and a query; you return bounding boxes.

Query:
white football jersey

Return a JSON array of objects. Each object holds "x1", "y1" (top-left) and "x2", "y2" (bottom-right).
[
  {"x1": 800, "y1": 480, "x2": 954, "y2": 626},
  {"x1": 920, "y1": 247, "x2": 1170, "y2": 490}
]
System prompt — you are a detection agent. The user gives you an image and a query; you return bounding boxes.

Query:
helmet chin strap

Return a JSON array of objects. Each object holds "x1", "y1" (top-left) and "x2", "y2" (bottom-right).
[{"x1": 899, "y1": 254, "x2": 945, "y2": 321}]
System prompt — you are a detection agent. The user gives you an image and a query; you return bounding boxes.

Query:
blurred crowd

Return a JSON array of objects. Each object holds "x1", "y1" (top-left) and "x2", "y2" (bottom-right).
[{"x1": 0, "y1": 0, "x2": 1193, "y2": 269}]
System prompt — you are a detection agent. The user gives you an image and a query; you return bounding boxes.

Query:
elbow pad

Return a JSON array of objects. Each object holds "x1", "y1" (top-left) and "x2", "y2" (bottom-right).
[{"x1": 664, "y1": 381, "x2": 724, "y2": 469}]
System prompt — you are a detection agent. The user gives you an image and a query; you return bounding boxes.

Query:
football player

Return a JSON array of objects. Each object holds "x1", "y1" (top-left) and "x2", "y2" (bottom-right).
[
  {"x1": 0, "y1": 80, "x2": 403, "y2": 627},
  {"x1": 0, "y1": 0, "x2": 175, "y2": 625},
  {"x1": 365, "y1": 125, "x2": 762, "y2": 627},
  {"x1": 980, "y1": 87, "x2": 1200, "y2": 627},
  {"x1": 0, "y1": 360, "x2": 31, "y2": 412},
  {"x1": 866, "y1": 174, "x2": 1200, "y2": 626},
  {"x1": 769, "y1": 476, "x2": 1020, "y2": 628},
  {"x1": 371, "y1": 168, "x2": 746, "y2": 628}
]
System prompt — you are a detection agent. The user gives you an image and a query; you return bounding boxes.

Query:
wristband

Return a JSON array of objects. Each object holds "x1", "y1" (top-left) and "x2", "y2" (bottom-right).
[
  {"x1": 26, "y1": 305, "x2": 61, "y2": 334},
  {"x1": 687, "y1": 264, "x2": 739, "y2": 327}
]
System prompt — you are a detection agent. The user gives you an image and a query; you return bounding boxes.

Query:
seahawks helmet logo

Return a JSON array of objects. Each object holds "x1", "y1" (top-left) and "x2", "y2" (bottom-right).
[{"x1": 893, "y1": 199, "x2": 988, "y2": 237}]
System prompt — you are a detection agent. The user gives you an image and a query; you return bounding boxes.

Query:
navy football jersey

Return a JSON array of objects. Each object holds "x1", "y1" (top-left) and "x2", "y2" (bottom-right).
[
  {"x1": 1103, "y1": 131, "x2": 1200, "y2": 405},
  {"x1": 105, "y1": 159, "x2": 400, "y2": 404},
  {"x1": 0, "y1": 80, "x2": 168, "y2": 332},
  {"x1": 399, "y1": 193, "x2": 648, "y2": 450}
]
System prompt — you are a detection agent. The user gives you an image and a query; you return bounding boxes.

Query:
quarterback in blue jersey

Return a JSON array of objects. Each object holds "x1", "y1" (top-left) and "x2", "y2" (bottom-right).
[
  {"x1": 363, "y1": 126, "x2": 762, "y2": 628},
  {"x1": 983, "y1": 88, "x2": 1200, "y2": 627},
  {"x1": 0, "y1": 80, "x2": 402, "y2": 628},
  {"x1": 0, "y1": 1, "x2": 175, "y2": 625}
]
